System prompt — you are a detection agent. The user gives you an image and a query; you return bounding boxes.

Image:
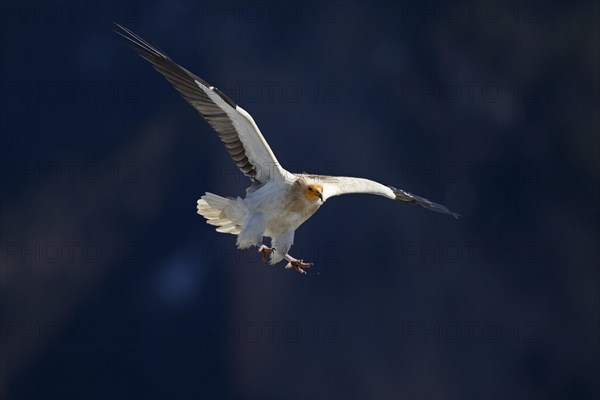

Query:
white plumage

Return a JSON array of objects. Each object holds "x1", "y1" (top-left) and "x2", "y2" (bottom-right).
[{"x1": 116, "y1": 24, "x2": 459, "y2": 273}]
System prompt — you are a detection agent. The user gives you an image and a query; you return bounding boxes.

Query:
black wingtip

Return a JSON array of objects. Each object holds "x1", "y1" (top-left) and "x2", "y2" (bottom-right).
[
  {"x1": 113, "y1": 22, "x2": 168, "y2": 61},
  {"x1": 390, "y1": 186, "x2": 460, "y2": 219}
]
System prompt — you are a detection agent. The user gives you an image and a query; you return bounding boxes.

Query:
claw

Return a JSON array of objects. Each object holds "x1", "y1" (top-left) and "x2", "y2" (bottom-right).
[
  {"x1": 257, "y1": 245, "x2": 273, "y2": 263},
  {"x1": 285, "y1": 259, "x2": 313, "y2": 274}
]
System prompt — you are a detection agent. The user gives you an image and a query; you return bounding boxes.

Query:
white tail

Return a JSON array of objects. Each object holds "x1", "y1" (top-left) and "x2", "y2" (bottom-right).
[{"x1": 196, "y1": 193, "x2": 245, "y2": 235}]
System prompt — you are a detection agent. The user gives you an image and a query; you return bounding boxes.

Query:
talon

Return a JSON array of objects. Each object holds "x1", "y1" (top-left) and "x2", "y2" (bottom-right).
[
  {"x1": 286, "y1": 259, "x2": 313, "y2": 274},
  {"x1": 257, "y1": 245, "x2": 273, "y2": 263}
]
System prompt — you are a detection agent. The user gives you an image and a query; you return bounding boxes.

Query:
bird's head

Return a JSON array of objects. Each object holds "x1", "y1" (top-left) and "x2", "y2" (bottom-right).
[{"x1": 303, "y1": 183, "x2": 323, "y2": 203}]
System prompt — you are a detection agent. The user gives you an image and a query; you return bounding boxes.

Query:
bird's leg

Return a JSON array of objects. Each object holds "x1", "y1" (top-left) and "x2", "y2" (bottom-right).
[
  {"x1": 257, "y1": 245, "x2": 273, "y2": 263},
  {"x1": 283, "y1": 254, "x2": 313, "y2": 274}
]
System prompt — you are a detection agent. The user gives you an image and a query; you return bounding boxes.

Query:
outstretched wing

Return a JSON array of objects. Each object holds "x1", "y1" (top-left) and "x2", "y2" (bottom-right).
[
  {"x1": 115, "y1": 23, "x2": 287, "y2": 184},
  {"x1": 320, "y1": 176, "x2": 460, "y2": 218}
]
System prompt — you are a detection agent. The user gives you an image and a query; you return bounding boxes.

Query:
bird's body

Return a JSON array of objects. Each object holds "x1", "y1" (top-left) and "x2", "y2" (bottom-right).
[
  {"x1": 116, "y1": 24, "x2": 459, "y2": 273},
  {"x1": 197, "y1": 175, "x2": 323, "y2": 264}
]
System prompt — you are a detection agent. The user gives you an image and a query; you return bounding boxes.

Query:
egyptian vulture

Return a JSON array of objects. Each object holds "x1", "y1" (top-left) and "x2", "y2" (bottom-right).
[{"x1": 116, "y1": 24, "x2": 459, "y2": 274}]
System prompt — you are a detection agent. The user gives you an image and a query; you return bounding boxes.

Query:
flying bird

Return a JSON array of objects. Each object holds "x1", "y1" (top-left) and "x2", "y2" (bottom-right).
[{"x1": 115, "y1": 24, "x2": 459, "y2": 274}]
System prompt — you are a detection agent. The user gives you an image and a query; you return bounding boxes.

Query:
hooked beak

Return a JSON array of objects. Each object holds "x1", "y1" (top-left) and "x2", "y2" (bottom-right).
[{"x1": 318, "y1": 192, "x2": 323, "y2": 201}]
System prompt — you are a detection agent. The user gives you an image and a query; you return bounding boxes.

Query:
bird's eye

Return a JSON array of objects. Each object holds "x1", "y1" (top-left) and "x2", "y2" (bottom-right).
[{"x1": 308, "y1": 187, "x2": 313, "y2": 191}]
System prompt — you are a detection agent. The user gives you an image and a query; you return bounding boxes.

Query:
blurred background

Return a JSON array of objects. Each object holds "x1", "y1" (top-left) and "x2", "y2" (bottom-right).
[{"x1": 1, "y1": 1, "x2": 598, "y2": 399}]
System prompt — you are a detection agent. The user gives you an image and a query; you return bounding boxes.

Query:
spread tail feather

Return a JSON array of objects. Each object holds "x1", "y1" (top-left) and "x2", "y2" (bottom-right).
[{"x1": 197, "y1": 193, "x2": 244, "y2": 235}]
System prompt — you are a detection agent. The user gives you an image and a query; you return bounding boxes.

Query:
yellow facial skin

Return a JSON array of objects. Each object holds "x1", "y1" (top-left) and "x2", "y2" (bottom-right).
[{"x1": 304, "y1": 184, "x2": 323, "y2": 202}]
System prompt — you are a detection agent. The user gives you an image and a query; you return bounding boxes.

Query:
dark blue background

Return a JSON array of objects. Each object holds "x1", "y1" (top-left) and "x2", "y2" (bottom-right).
[{"x1": 1, "y1": 1, "x2": 598, "y2": 399}]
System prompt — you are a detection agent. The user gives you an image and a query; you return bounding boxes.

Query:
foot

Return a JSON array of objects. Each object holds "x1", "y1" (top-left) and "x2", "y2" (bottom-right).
[
  {"x1": 257, "y1": 245, "x2": 273, "y2": 263},
  {"x1": 284, "y1": 257, "x2": 314, "y2": 274}
]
